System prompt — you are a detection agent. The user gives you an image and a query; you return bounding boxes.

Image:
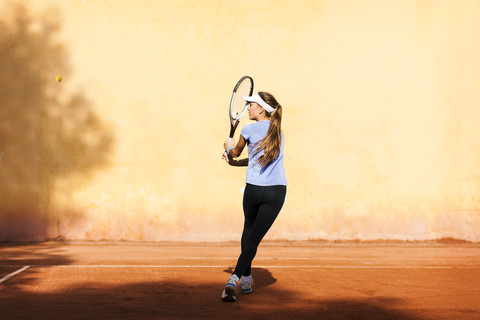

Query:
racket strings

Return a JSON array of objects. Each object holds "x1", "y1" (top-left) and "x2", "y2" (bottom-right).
[{"x1": 230, "y1": 80, "x2": 252, "y2": 121}]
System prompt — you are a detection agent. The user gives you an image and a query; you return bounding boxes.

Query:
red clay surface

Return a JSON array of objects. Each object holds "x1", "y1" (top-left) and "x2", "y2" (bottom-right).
[{"x1": 1, "y1": 241, "x2": 479, "y2": 319}]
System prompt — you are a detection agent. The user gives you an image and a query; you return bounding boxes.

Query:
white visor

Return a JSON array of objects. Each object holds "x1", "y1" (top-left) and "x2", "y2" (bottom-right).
[{"x1": 242, "y1": 93, "x2": 275, "y2": 113}]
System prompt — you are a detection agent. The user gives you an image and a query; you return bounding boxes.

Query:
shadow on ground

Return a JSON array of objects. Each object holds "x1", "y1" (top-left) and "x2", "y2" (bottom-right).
[
  {"x1": 0, "y1": 242, "x2": 75, "y2": 291},
  {"x1": 0, "y1": 242, "x2": 74, "y2": 266},
  {"x1": 0, "y1": 267, "x2": 440, "y2": 320},
  {"x1": 223, "y1": 266, "x2": 277, "y2": 291}
]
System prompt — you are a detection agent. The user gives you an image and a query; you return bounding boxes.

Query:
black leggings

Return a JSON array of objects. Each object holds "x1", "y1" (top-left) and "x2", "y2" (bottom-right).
[{"x1": 233, "y1": 184, "x2": 287, "y2": 278}]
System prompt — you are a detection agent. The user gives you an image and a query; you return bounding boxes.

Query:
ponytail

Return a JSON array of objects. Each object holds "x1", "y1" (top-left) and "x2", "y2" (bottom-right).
[{"x1": 252, "y1": 92, "x2": 283, "y2": 168}]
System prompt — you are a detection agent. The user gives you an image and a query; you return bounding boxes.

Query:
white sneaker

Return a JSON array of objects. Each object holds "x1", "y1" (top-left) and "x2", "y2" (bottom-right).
[
  {"x1": 241, "y1": 277, "x2": 253, "y2": 294},
  {"x1": 221, "y1": 276, "x2": 237, "y2": 302}
]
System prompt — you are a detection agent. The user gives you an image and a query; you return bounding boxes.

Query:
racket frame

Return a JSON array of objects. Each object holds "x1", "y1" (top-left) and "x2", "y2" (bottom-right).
[{"x1": 229, "y1": 75, "x2": 254, "y2": 138}]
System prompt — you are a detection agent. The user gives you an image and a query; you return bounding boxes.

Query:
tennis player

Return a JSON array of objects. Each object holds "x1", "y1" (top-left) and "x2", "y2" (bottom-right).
[{"x1": 221, "y1": 91, "x2": 287, "y2": 302}]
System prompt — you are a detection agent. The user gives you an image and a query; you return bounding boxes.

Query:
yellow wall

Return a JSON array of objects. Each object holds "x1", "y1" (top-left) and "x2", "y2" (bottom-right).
[{"x1": 1, "y1": 0, "x2": 479, "y2": 242}]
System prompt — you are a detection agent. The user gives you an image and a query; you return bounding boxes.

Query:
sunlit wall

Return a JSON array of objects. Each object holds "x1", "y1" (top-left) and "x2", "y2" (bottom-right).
[{"x1": 1, "y1": 0, "x2": 479, "y2": 242}]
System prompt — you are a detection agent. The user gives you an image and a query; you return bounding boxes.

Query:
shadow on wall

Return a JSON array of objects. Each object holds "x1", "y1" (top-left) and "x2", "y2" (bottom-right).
[{"x1": 0, "y1": 5, "x2": 113, "y2": 241}]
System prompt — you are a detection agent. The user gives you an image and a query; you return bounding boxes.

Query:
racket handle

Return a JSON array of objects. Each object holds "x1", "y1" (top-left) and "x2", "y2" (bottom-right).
[{"x1": 229, "y1": 121, "x2": 238, "y2": 138}]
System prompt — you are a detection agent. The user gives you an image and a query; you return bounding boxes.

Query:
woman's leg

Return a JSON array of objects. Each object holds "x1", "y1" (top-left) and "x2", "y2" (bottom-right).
[
  {"x1": 233, "y1": 185, "x2": 286, "y2": 278},
  {"x1": 240, "y1": 185, "x2": 259, "y2": 277}
]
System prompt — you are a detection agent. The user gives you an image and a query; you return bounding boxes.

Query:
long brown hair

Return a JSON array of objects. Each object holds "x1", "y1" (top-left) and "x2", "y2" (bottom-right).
[{"x1": 252, "y1": 92, "x2": 283, "y2": 168}]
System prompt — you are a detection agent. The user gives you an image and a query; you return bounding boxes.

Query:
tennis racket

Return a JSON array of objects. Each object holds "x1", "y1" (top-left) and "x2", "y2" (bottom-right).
[{"x1": 228, "y1": 75, "x2": 254, "y2": 139}]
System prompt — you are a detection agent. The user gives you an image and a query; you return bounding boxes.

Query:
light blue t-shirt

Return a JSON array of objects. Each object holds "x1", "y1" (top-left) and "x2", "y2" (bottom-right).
[{"x1": 240, "y1": 120, "x2": 287, "y2": 186}]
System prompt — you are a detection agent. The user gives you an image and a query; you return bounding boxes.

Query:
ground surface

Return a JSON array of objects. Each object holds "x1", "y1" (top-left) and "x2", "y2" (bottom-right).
[{"x1": 1, "y1": 241, "x2": 479, "y2": 319}]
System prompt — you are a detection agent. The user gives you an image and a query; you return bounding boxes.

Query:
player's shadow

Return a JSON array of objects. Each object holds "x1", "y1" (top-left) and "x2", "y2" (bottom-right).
[
  {"x1": 223, "y1": 266, "x2": 277, "y2": 291},
  {"x1": 0, "y1": 4, "x2": 113, "y2": 241}
]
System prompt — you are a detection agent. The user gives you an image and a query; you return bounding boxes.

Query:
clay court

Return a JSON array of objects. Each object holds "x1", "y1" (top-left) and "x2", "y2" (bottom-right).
[{"x1": 1, "y1": 241, "x2": 479, "y2": 319}]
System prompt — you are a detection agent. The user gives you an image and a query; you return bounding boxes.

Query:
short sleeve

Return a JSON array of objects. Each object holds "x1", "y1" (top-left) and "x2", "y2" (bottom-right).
[{"x1": 240, "y1": 124, "x2": 251, "y2": 142}]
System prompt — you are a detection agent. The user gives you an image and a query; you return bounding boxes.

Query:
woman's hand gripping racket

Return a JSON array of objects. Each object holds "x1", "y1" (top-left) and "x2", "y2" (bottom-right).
[{"x1": 223, "y1": 76, "x2": 254, "y2": 161}]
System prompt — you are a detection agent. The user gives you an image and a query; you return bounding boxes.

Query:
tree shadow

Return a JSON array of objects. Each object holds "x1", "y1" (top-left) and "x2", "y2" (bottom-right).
[
  {"x1": 0, "y1": 242, "x2": 74, "y2": 266},
  {"x1": 0, "y1": 4, "x2": 113, "y2": 241},
  {"x1": 0, "y1": 242, "x2": 75, "y2": 292}
]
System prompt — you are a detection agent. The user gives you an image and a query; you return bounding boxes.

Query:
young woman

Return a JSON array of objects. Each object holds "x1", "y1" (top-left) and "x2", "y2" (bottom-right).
[{"x1": 221, "y1": 91, "x2": 287, "y2": 302}]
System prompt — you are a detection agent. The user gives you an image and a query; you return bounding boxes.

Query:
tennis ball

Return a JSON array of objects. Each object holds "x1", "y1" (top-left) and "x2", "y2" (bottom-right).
[{"x1": 56, "y1": 75, "x2": 62, "y2": 82}]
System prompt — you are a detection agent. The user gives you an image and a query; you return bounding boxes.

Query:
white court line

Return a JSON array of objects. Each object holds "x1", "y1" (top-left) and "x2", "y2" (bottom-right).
[
  {"x1": 1, "y1": 264, "x2": 477, "y2": 269},
  {"x1": 141, "y1": 257, "x2": 351, "y2": 260},
  {"x1": 0, "y1": 266, "x2": 30, "y2": 284},
  {"x1": 66, "y1": 257, "x2": 475, "y2": 261}
]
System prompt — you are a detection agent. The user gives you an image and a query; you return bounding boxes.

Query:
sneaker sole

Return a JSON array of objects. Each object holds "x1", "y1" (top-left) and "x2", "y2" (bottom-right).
[
  {"x1": 241, "y1": 288, "x2": 253, "y2": 294},
  {"x1": 221, "y1": 286, "x2": 236, "y2": 302}
]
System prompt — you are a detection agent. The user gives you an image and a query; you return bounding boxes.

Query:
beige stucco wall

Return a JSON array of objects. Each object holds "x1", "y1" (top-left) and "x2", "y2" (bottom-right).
[{"x1": 1, "y1": 0, "x2": 479, "y2": 242}]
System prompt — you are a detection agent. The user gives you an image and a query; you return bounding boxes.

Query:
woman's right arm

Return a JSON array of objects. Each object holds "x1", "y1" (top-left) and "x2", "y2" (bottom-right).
[
  {"x1": 222, "y1": 135, "x2": 248, "y2": 166},
  {"x1": 224, "y1": 135, "x2": 247, "y2": 157},
  {"x1": 223, "y1": 154, "x2": 248, "y2": 167}
]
